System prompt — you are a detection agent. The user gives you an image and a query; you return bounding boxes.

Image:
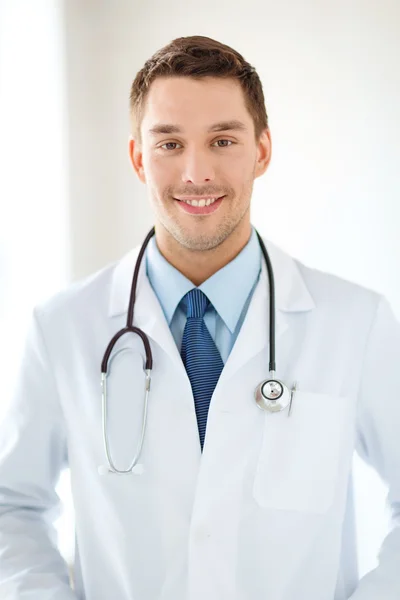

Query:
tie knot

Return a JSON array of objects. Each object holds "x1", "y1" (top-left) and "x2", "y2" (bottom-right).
[{"x1": 182, "y1": 288, "x2": 210, "y2": 319}]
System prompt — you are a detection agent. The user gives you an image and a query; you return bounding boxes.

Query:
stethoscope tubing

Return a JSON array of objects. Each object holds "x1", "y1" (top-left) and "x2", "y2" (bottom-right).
[{"x1": 99, "y1": 226, "x2": 278, "y2": 475}]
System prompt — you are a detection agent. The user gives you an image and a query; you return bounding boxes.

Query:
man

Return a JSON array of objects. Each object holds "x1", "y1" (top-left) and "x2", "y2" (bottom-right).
[{"x1": 0, "y1": 35, "x2": 399, "y2": 600}]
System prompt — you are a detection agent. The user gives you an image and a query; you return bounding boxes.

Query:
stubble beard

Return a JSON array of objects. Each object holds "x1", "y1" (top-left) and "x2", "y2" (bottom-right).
[{"x1": 160, "y1": 197, "x2": 251, "y2": 252}]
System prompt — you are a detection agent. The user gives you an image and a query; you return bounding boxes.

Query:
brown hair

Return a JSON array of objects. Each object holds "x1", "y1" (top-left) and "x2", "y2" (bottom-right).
[{"x1": 129, "y1": 35, "x2": 268, "y2": 145}]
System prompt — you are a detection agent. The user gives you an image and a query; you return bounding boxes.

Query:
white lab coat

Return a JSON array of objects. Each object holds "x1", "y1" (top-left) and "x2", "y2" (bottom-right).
[{"x1": 0, "y1": 235, "x2": 399, "y2": 600}]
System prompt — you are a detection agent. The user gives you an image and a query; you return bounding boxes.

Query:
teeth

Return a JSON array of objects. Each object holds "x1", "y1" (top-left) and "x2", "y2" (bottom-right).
[{"x1": 182, "y1": 197, "x2": 219, "y2": 207}]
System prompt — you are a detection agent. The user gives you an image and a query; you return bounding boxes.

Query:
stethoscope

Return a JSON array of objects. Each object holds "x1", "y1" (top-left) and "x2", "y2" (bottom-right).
[{"x1": 98, "y1": 226, "x2": 297, "y2": 476}]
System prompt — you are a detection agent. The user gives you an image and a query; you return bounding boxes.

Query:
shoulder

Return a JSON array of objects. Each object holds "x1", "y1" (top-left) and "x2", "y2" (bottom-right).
[
  {"x1": 33, "y1": 252, "x2": 130, "y2": 327},
  {"x1": 297, "y1": 258, "x2": 380, "y2": 311},
  {"x1": 265, "y1": 237, "x2": 381, "y2": 318}
]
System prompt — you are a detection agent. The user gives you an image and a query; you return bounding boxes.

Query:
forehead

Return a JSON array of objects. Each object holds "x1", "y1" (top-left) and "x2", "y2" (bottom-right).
[{"x1": 141, "y1": 76, "x2": 253, "y2": 135}]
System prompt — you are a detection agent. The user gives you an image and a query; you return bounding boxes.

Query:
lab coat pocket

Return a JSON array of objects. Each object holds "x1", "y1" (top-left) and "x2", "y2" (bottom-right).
[{"x1": 253, "y1": 390, "x2": 353, "y2": 514}]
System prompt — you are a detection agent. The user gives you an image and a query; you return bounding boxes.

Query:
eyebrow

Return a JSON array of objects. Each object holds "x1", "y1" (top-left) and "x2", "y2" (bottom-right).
[{"x1": 148, "y1": 119, "x2": 248, "y2": 136}]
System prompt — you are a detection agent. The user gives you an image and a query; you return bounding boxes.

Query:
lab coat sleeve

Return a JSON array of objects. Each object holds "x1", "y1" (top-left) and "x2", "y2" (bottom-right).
[
  {"x1": 350, "y1": 294, "x2": 400, "y2": 599},
  {"x1": 0, "y1": 308, "x2": 77, "y2": 599}
]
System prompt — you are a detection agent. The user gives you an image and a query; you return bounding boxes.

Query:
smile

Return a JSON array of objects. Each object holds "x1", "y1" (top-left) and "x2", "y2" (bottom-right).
[
  {"x1": 174, "y1": 195, "x2": 225, "y2": 215},
  {"x1": 177, "y1": 197, "x2": 220, "y2": 207}
]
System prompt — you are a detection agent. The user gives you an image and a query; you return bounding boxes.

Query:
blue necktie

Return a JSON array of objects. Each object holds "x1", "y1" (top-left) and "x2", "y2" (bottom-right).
[{"x1": 180, "y1": 289, "x2": 224, "y2": 451}]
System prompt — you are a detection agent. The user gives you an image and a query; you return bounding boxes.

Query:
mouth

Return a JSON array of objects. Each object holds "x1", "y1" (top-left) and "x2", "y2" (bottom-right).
[{"x1": 174, "y1": 195, "x2": 225, "y2": 215}]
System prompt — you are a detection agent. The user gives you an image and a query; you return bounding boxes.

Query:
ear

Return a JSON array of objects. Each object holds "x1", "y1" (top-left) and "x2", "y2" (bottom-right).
[
  {"x1": 128, "y1": 136, "x2": 146, "y2": 183},
  {"x1": 254, "y1": 128, "x2": 272, "y2": 179}
]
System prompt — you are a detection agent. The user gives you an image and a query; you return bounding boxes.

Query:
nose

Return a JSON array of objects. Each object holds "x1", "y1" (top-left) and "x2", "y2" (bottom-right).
[{"x1": 181, "y1": 147, "x2": 216, "y2": 185}]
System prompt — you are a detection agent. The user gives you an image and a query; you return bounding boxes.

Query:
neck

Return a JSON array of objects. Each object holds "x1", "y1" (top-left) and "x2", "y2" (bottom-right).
[{"x1": 154, "y1": 220, "x2": 252, "y2": 286}]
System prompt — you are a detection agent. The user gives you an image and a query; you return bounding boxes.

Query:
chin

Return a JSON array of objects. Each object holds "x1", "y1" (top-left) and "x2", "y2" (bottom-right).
[{"x1": 177, "y1": 227, "x2": 232, "y2": 252}]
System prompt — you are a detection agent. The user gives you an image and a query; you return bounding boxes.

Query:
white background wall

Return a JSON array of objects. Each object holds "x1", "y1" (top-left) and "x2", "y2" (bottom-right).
[
  {"x1": 1, "y1": 0, "x2": 399, "y2": 581},
  {"x1": 0, "y1": 0, "x2": 72, "y2": 562}
]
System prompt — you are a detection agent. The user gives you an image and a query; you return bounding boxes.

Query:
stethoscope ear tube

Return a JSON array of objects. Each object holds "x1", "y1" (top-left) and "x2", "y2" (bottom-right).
[
  {"x1": 99, "y1": 227, "x2": 156, "y2": 476},
  {"x1": 100, "y1": 364, "x2": 151, "y2": 475}
]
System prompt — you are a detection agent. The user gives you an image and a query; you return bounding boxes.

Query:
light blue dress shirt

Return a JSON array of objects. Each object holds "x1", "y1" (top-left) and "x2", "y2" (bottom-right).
[{"x1": 145, "y1": 226, "x2": 262, "y2": 364}]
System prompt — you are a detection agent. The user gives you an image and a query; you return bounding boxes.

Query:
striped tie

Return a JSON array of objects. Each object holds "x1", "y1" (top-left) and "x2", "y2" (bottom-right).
[{"x1": 180, "y1": 289, "x2": 224, "y2": 451}]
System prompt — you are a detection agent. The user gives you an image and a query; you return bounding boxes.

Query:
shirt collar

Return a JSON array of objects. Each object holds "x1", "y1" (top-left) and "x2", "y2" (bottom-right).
[{"x1": 146, "y1": 227, "x2": 261, "y2": 334}]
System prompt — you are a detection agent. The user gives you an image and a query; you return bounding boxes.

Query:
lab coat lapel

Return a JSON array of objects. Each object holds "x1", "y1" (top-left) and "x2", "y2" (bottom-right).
[{"x1": 220, "y1": 237, "x2": 316, "y2": 383}]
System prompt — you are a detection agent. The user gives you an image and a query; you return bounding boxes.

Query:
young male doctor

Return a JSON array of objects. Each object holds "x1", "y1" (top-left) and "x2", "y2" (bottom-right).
[{"x1": 0, "y1": 35, "x2": 399, "y2": 600}]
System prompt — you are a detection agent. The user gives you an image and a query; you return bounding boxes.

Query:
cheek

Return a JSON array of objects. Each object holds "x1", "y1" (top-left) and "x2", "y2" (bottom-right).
[
  {"x1": 220, "y1": 149, "x2": 254, "y2": 176},
  {"x1": 223, "y1": 160, "x2": 253, "y2": 189},
  {"x1": 145, "y1": 155, "x2": 177, "y2": 187}
]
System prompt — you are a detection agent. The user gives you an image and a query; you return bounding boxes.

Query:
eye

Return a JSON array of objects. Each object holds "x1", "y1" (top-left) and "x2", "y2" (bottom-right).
[
  {"x1": 212, "y1": 139, "x2": 233, "y2": 148},
  {"x1": 159, "y1": 139, "x2": 234, "y2": 151},
  {"x1": 160, "y1": 142, "x2": 182, "y2": 151}
]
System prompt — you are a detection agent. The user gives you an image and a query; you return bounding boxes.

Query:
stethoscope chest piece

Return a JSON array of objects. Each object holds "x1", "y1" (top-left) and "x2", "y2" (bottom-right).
[{"x1": 255, "y1": 374, "x2": 292, "y2": 412}]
